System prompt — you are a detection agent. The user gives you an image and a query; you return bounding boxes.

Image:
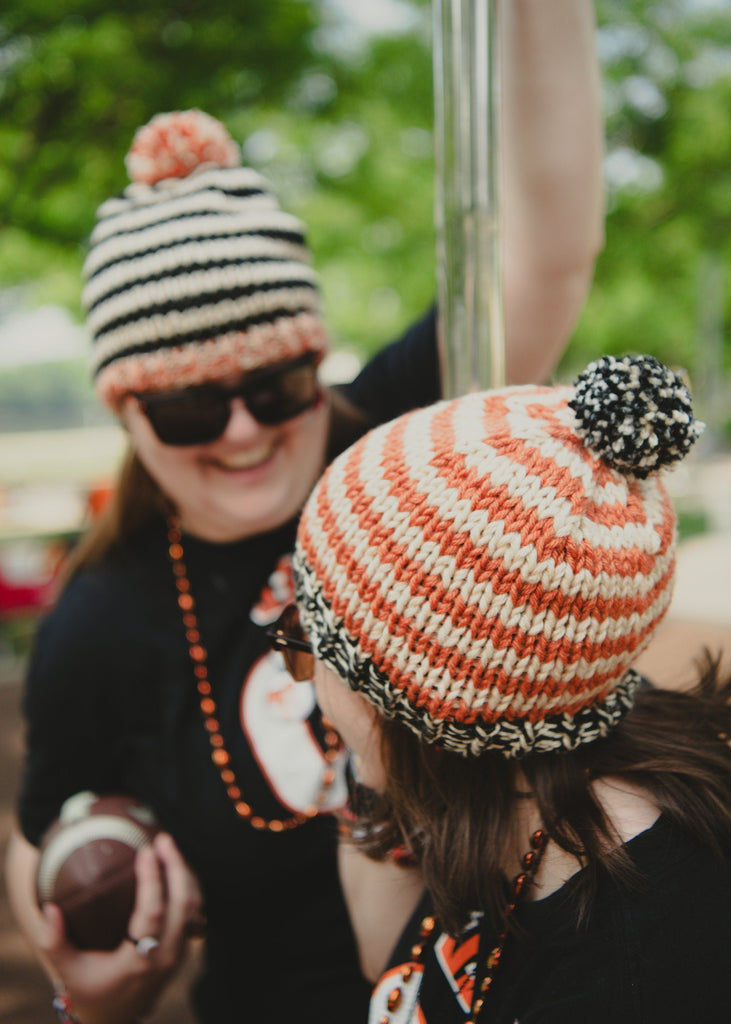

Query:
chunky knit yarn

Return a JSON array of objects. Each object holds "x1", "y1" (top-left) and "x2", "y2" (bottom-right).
[
  {"x1": 83, "y1": 109, "x2": 329, "y2": 408},
  {"x1": 294, "y1": 357, "x2": 702, "y2": 758}
]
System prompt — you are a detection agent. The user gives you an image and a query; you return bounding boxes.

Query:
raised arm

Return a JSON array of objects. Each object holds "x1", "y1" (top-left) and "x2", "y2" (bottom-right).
[
  {"x1": 341, "y1": 0, "x2": 604, "y2": 433},
  {"x1": 500, "y1": 0, "x2": 605, "y2": 384}
]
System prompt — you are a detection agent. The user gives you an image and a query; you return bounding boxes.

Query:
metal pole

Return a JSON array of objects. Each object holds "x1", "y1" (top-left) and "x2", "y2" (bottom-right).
[{"x1": 433, "y1": 0, "x2": 505, "y2": 399}]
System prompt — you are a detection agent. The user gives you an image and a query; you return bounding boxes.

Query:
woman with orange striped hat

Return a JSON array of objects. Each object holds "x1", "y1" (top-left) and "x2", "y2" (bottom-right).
[
  {"x1": 279, "y1": 354, "x2": 731, "y2": 1023},
  {"x1": 6, "y1": 5, "x2": 606, "y2": 1022}
]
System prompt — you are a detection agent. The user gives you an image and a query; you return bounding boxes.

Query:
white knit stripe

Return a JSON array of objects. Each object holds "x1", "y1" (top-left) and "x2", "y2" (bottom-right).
[
  {"x1": 83, "y1": 236, "x2": 311, "y2": 307},
  {"x1": 94, "y1": 165, "x2": 273, "y2": 218},
  {"x1": 306, "y1": 407, "x2": 673, "y2": 625},
  {"x1": 300, "y1": 459, "x2": 673, "y2": 713},
  {"x1": 84, "y1": 207, "x2": 309, "y2": 279},
  {"x1": 452, "y1": 391, "x2": 661, "y2": 542},
  {"x1": 306, "y1": 508, "x2": 673, "y2": 714},
  {"x1": 90, "y1": 285, "x2": 322, "y2": 369},
  {"x1": 95, "y1": 313, "x2": 329, "y2": 404},
  {"x1": 390, "y1": 656, "x2": 632, "y2": 720},
  {"x1": 89, "y1": 187, "x2": 288, "y2": 247},
  {"x1": 407, "y1": 399, "x2": 671, "y2": 554},
  {"x1": 86, "y1": 260, "x2": 320, "y2": 338}
]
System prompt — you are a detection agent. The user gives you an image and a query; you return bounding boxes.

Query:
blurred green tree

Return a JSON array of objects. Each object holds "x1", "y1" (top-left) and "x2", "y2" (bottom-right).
[
  {"x1": 0, "y1": 0, "x2": 729, "y2": 391},
  {"x1": 567, "y1": 0, "x2": 731, "y2": 401},
  {"x1": 0, "y1": 0, "x2": 436, "y2": 351},
  {"x1": 0, "y1": 0, "x2": 320, "y2": 300}
]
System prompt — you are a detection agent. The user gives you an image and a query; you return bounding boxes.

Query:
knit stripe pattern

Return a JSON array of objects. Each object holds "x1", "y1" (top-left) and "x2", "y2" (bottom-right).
[
  {"x1": 294, "y1": 385, "x2": 677, "y2": 758},
  {"x1": 84, "y1": 157, "x2": 328, "y2": 408}
]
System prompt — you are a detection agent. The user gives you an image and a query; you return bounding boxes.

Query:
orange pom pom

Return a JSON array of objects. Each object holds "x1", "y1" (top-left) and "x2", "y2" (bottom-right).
[{"x1": 125, "y1": 109, "x2": 241, "y2": 186}]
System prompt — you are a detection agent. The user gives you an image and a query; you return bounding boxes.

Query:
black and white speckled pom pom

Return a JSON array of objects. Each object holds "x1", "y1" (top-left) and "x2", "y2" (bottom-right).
[{"x1": 569, "y1": 354, "x2": 704, "y2": 478}]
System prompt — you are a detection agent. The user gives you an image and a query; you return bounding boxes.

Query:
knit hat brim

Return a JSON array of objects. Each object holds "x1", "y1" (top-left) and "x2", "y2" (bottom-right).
[{"x1": 94, "y1": 312, "x2": 329, "y2": 409}]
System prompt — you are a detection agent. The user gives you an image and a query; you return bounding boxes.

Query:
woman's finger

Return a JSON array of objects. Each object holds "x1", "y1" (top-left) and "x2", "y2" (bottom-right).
[
  {"x1": 123, "y1": 843, "x2": 166, "y2": 962},
  {"x1": 152, "y1": 833, "x2": 204, "y2": 946}
]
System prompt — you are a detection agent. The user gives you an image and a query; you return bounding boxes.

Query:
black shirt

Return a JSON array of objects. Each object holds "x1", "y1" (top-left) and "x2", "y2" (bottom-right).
[
  {"x1": 371, "y1": 816, "x2": 731, "y2": 1023},
  {"x1": 18, "y1": 310, "x2": 440, "y2": 1024}
]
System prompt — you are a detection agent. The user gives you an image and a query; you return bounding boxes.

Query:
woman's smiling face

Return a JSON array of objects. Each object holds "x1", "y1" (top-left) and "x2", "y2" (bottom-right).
[{"x1": 122, "y1": 376, "x2": 329, "y2": 543}]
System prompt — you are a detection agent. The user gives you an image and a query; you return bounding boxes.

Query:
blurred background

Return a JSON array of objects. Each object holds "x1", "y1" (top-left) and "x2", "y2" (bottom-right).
[{"x1": 0, "y1": 0, "x2": 729, "y2": 1018}]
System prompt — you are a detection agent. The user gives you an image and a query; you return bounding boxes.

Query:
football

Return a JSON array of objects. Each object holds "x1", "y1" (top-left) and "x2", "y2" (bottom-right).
[{"x1": 36, "y1": 791, "x2": 160, "y2": 951}]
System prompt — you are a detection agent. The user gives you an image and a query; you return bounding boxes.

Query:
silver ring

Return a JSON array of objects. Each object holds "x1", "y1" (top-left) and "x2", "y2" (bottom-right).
[{"x1": 126, "y1": 933, "x2": 159, "y2": 957}]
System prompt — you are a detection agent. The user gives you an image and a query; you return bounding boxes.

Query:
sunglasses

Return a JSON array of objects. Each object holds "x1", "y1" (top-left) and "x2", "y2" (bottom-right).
[
  {"x1": 134, "y1": 354, "x2": 320, "y2": 446},
  {"x1": 266, "y1": 604, "x2": 314, "y2": 682}
]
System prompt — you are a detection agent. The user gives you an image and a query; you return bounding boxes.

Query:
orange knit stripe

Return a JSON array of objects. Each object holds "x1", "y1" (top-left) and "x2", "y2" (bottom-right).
[
  {"x1": 372, "y1": 402, "x2": 672, "y2": 584},
  {"x1": 297, "y1": 398, "x2": 675, "y2": 722},
  {"x1": 299, "y1": 506, "x2": 674, "y2": 720},
  {"x1": 460, "y1": 393, "x2": 656, "y2": 532},
  {"x1": 306, "y1": 415, "x2": 675, "y2": 634}
]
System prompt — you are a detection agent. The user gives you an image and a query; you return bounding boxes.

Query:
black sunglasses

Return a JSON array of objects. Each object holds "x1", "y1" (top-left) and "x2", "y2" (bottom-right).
[
  {"x1": 134, "y1": 354, "x2": 320, "y2": 446},
  {"x1": 266, "y1": 604, "x2": 314, "y2": 682}
]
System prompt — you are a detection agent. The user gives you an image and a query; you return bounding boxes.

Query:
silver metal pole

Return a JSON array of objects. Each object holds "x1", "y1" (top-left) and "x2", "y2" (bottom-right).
[{"x1": 433, "y1": 0, "x2": 505, "y2": 399}]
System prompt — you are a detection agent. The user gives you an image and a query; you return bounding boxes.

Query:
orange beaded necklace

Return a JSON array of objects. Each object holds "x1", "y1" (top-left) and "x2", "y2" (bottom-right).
[
  {"x1": 378, "y1": 829, "x2": 548, "y2": 1023},
  {"x1": 166, "y1": 514, "x2": 341, "y2": 832}
]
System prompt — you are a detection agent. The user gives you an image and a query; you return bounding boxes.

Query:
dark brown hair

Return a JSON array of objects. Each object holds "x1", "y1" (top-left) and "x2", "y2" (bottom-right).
[
  {"x1": 350, "y1": 653, "x2": 731, "y2": 936},
  {"x1": 57, "y1": 447, "x2": 169, "y2": 591}
]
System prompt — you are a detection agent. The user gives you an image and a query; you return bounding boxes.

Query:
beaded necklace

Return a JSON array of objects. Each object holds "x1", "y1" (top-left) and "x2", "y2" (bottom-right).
[
  {"x1": 166, "y1": 515, "x2": 341, "y2": 832},
  {"x1": 379, "y1": 829, "x2": 548, "y2": 1024}
]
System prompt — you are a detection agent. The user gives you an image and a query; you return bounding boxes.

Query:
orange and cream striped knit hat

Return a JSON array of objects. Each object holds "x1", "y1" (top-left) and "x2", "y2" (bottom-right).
[
  {"x1": 83, "y1": 109, "x2": 329, "y2": 410},
  {"x1": 294, "y1": 355, "x2": 703, "y2": 758}
]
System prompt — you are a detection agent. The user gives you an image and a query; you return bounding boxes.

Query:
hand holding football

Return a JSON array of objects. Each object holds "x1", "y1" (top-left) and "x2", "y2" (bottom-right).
[{"x1": 36, "y1": 791, "x2": 160, "y2": 951}]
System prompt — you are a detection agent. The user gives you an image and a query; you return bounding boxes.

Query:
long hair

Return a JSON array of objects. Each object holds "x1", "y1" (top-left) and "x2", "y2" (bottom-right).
[
  {"x1": 57, "y1": 447, "x2": 170, "y2": 592},
  {"x1": 349, "y1": 654, "x2": 731, "y2": 937}
]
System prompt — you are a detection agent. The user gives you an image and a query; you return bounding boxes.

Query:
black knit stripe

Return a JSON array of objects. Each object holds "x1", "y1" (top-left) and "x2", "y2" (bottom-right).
[
  {"x1": 95, "y1": 165, "x2": 272, "y2": 217},
  {"x1": 294, "y1": 557, "x2": 641, "y2": 760},
  {"x1": 85, "y1": 253, "x2": 312, "y2": 313},
  {"x1": 83, "y1": 229, "x2": 308, "y2": 288},
  {"x1": 90, "y1": 278, "x2": 320, "y2": 343},
  {"x1": 88, "y1": 264, "x2": 318, "y2": 330},
  {"x1": 89, "y1": 191, "x2": 295, "y2": 248},
  {"x1": 90, "y1": 190, "x2": 281, "y2": 246},
  {"x1": 92, "y1": 305, "x2": 319, "y2": 374}
]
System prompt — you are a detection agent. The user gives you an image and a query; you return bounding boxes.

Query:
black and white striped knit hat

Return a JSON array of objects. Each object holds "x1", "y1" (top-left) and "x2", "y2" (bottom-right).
[{"x1": 83, "y1": 109, "x2": 329, "y2": 409}]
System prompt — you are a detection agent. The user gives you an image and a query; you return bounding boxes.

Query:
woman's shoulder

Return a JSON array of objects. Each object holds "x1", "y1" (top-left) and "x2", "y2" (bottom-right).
[{"x1": 525, "y1": 817, "x2": 730, "y2": 1021}]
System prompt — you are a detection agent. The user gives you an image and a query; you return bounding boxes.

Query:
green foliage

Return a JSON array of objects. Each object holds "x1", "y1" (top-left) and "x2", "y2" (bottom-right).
[
  {"x1": 1, "y1": 0, "x2": 730, "y2": 394},
  {"x1": 565, "y1": 0, "x2": 731, "y2": 394},
  {"x1": 1, "y1": 0, "x2": 438, "y2": 354}
]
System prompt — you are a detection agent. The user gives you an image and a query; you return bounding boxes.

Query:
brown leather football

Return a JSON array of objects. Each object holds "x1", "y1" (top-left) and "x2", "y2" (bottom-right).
[{"x1": 36, "y1": 791, "x2": 159, "y2": 950}]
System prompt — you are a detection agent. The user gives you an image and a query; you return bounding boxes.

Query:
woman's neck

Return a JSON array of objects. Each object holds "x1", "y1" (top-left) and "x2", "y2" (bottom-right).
[{"x1": 509, "y1": 773, "x2": 661, "y2": 902}]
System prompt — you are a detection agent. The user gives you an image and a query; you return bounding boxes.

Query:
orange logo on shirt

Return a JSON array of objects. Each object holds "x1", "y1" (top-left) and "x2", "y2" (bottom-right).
[{"x1": 433, "y1": 913, "x2": 482, "y2": 1013}]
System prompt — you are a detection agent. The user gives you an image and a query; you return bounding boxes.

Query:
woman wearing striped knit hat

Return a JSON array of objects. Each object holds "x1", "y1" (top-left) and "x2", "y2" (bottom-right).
[
  {"x1": 8, "y1": 4, "x2": 602, "y2": 1019},
  {"x1": 276, "y1": 355, "x2": 731, "y2": 1023},
  {"x1": 7, "y1": 6, "x2": 606, "y2": 1022}
]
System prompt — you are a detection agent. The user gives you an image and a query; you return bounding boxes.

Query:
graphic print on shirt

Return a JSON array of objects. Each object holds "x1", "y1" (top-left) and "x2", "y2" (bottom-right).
[
  {"x1": 250, "y1": 553, "x2": 296, "y2": 625},
  {"x1": 433, "y1": 913, "x2": 482, "y2": 1013},
  {"x1": 243, "y1": 555, "x2": 347, "y2": 814},
  {"x1": 369, "y1": 961, "x2": 426, "y2": 1024},
  {"x1": 369, "y1": 913, "x2": 482, "y2": 1023}
]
